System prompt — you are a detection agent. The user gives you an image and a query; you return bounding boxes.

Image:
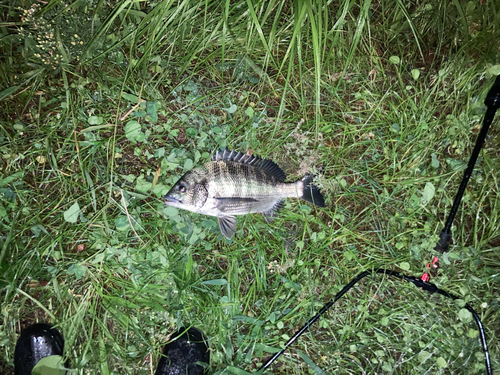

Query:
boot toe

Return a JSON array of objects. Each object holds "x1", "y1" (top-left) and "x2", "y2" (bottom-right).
[
  {"x1": 14, "y1": 323, "x2": 65, "y2": 375},
  {"x1": 155, "y1": 327, "x2": 209, "y2": 375}
]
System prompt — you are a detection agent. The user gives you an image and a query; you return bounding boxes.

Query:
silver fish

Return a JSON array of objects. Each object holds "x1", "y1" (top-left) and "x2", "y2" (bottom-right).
[{"x1": 163, "y1": 149, "x2": 325, "y2": 239}]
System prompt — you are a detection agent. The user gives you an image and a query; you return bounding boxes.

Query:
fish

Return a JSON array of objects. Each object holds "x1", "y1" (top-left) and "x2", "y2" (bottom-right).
[{"x1": 163, "y1": 148, "x2": 325, "y2": 239}]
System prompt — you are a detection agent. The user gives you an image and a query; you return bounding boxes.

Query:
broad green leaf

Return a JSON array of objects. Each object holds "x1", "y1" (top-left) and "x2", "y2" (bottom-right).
[
  {"x1": 121, "y1": 174, "x2": 136, "y2": 183},
  {"x1": 486, "y1": 64, "x2": 500, "y2": 76},
  {"x1": 124, "y1": 120, "x2": 145, "y2": 143},
  {"x1": 122, "y1": 92, "x2": 139, "y2": 103},
  {"x1": 92, "y1": 253, "x2": 105, "y2": 264},
  {"x1": 63, "y1": 201, "x2": 81, "y2": 223},
  {"x1": 153, "y1": 183, "x2": 167, "y2": 197},
  {"x1": 245, "y1": 106, "x2": 255, "y2": 117},
  {"x1": 183, "y1": 81, "x2": 197, "y2": 91},
  {"x1": 300, "y1": 205, "x2": 312, "y2": 214},
  {"x1": 226, "y1": 104, "x2": 237, "y2": 114},
  {"x1": 411, "y1": 69, "x2": 420, "y2": 80},
  {"x1": 194, "y1": 150, "x2": 201, "y2": 162},
  {"x1": 422, "y1": 182, "x2": 435, "y2": 203},
  {"x1": 382, "y1": 363, "x2": 392, "y2": 372},
  {"x1": 447, "y1": 158, "x2": 467, "y2": 171},
  {"x1": 164, "y1": 206, "x2": 179, "y2": 217},
  {"x1": 458, "y1": 308, "x2": 472, "y2": 323},
  {"x1": 135, "y1": 177, "x2": 152, "y2": 193},
  {"x1": 399, "y1": 262, "x2": 410, "y2": 271},
  {"x1": 188, "y1": 232, "x2": 198, "y2": 245},
  {"x1": 269, "y1": 311, "x2": 276, "y2": 324},
  {"x1": 88, "y1": 115, "x2": 103, "y2": 125},
  {"x1": 185, "y1": 253, "x2": 193, "y2": 276},
  {"x1": 155, "y1": 147, "x2": 165, "y2": 158},
  {"x1": 146, "y1": 101, "x2": 158, "y2": 123},
  {"x1": 159, "y1": 253, "x2": 168, "y2": 267},
  {"x1": 436, "y1": 357, "x2": 447, "y2": 368},
  {"x1": 67, "y1": 263, "x2": 88, "y2": 279},
  {"x1": 201, "y1": 219, "x2": 216, "y2": 228},
  {"x1": 184, "y1": 158, "x2": 193, "y2": 170},
  {"x1": 0, "y1": 202, "x2": 7, "y2": 218},
  {"x1": 32, "y1": 355, "x2": 66, "y2": 375},
  {"x1": 31, "y1": 224, "x2": 49, "y2": 237},
  {"x1": 389, "y1": 56, "x2": 400, "y2": 64},
  {"x1": 114, "y1": 215, "x2": 130, "y2": 231},
  {"x1": 466, "y1": 328, "x2": 479, "y2": 338},
  {"x1": 418, "y1": 350, "x2": 431, "y2": 363},
  {"x1": 431, "y1": 153, "x2": 439, "y2": 168}
]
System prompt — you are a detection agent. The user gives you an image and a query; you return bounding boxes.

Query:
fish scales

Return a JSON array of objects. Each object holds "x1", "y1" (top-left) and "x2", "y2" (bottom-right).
[
  {"x1": 208, "y1": 161, "x2": 281, "y2": 201},
  {"x1": 164, "y1": 149, "x2": 325, "y2": 239}
]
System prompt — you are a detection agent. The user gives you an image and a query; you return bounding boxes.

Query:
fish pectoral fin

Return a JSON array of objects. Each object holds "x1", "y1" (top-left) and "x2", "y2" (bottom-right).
[
  {"x1": 218, "y1": 216, "x2": 238, "y2": 239},
  {"x1": 215, "y1": 197, "x2": 258, "y2": 213}
]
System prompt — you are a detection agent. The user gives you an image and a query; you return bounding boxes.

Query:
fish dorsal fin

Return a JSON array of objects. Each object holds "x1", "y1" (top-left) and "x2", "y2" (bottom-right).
[{"x1": 211, "y1": 148, "x2": 286, "y2": 181}]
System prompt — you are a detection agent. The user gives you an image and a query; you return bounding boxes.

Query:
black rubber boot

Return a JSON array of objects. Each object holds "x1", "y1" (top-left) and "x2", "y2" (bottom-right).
[
  {"x1": 155, "y1": 327, "x2": 209, "y2": 375},
  {"x1": 14, "y1": 323, "x2": 65, "y2": 375}
]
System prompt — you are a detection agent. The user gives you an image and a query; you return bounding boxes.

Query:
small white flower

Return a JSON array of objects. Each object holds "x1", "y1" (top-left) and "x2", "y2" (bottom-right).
[{"x1": 481, "y1": 302, "x2": 487, "y2": 308}]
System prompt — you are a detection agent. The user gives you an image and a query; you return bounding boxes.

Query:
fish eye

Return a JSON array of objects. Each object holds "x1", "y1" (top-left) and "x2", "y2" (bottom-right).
[{"x1": 178, "y1": 185, "x2": 187, "y2": 193}]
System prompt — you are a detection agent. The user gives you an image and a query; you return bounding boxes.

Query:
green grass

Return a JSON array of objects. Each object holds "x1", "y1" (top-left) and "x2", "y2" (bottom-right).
[{"x1": 1, "y1": 0, "x2": 500, "y2": 373}]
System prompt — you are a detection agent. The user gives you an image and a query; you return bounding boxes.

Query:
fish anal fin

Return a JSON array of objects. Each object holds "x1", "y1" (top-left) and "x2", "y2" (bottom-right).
[
  {"x1": 261, "y1": 199, "x2": 285, "y2": 223},
  {"x1": 218, "y1": 216, "x2": 237, "y2": 239}
]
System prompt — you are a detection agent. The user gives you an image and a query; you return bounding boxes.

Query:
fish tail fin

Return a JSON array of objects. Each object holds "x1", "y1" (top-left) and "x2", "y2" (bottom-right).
[{"x1": 300, "y1": 174, "x2": 325, "y2": 207}]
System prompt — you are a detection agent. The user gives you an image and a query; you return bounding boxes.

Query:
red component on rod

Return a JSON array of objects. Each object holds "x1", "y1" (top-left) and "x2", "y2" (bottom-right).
[
  {"x1": 431, "y1": 256, "x2": 439, "y2": 269},
  {"x1": 420, "y1": 256, "x2": 439, "y2": 282},
  {"x1": 429, "y1": 256, "x2": 439, "y2": 277}
]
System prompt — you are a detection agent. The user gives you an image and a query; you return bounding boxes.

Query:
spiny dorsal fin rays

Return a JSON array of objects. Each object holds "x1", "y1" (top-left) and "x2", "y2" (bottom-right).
[
  {"x1": 211, "y1": 148, "x2": 286, "y2": 182},
  {"x1": 259, "y1": 159, "x2": 286, "y2": 181}
]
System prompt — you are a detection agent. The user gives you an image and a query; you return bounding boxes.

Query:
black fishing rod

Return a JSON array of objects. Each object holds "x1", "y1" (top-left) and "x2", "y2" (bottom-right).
[
  {"x1": 259, "y1": 269, "x2": 492, "y2": 374},
  {"x1": 258, "y1": 75, "x2": 500, "y2": 374},
  {"x1": 435, "y1": 73, "x2": 500, "y2": 252}
]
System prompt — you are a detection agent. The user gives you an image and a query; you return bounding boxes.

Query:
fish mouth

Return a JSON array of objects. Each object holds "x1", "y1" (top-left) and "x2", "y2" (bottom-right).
[{"x1": 163, "y1": 196, "x2": 181, "y2": 204}]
